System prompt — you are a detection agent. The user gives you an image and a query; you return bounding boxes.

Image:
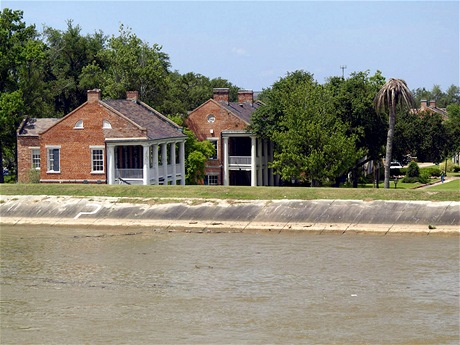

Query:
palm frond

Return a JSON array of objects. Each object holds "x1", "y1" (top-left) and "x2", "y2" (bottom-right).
[{"x1": 374, "y1": 78, "x2": 415, "y2": 114}]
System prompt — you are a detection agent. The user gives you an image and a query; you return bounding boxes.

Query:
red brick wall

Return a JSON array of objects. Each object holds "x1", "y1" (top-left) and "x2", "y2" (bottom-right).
[
  {"x1": 39, "y1": 102, "x2": 144, "y2": 183},
  {"x1": 17, "y1": 136, "x2": 40, "y2": 183},
  {"x1": 185, "y1": 100, "x2": 248, "y2": 184}
]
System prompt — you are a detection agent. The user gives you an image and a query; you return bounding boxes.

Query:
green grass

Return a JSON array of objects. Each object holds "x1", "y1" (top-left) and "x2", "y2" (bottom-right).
[
  {"x1": 429, "y1": 179, "x2": 460, "y2": 191},
  {"x1": 1, "y1": 183, "x2": 458, "y2": 202}
]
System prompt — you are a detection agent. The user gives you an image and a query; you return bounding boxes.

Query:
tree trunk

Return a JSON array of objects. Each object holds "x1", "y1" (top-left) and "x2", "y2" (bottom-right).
[
  {"x1": 384, "y1": 110, "x2": 396, "y2": 189},
  {"x1": 0, "y1": 142, "x2": 4, "y2": 184}
]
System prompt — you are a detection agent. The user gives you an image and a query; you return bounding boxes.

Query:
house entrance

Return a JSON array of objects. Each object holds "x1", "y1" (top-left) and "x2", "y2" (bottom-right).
[
  {"x1": 230, "y1": 170, "x2": 251, "y2": 186},
  {"x1": 116, "y1": 145, "x2": 143, "y2": 179}
]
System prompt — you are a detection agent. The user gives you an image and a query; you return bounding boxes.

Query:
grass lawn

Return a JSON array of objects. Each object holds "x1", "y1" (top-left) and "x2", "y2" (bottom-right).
[
  {"x1": 429, "y1": 179, "x2": 460, "y2": 191},
  {"x1": 1, "y1": 183, "x2": 458, "y2": 202}
]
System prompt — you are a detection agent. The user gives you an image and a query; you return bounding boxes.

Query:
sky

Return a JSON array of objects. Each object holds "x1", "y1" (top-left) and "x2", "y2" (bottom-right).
[{"x1": 2, "y1": 0, "x2": 459, "y2": 92}]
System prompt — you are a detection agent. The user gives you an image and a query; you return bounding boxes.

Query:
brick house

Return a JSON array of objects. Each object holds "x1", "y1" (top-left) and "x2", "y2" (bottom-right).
[
  {"x1": 17, "y1": 90, "x2": 187, "y2": 185},
  {"x1": 185, "y1": 88, "x2": 277, "y2": 186}
]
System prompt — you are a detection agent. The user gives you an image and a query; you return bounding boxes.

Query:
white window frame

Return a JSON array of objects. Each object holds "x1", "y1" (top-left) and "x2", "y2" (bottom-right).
[
  {"x1": 30, "y1": 147, "x2": 40, "y2": 170},
  {"x1": 207, "y1": 138, "x2": 218, "y2": 160},
  {"x1": 90, "y1": 146, "x2": 105, "y2": 173},
  {"x1": 74, "y1": 119, "x2": 84, "y2": 129},
  {"x1": 206, "y1": 174, "x2": 218, "y2": 185},
  {"x1": 102, "y1": 119, "x2": 112, "y2": 129},
  {"x1": 46, "y1": 145, "x2": 61, "y2": 173}
]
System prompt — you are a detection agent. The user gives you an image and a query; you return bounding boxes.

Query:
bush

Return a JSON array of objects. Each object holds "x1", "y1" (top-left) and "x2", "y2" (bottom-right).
[
  {"x1": 453, "y1": 165, "x2": 460, "y2": 173},
  {"x1": 439, "y1": 160, "x2": 455, "y2": 173},
  {"x1": 28, "y1": 169, "x2": 40, "y2": 183},
  {"x1": 418, "y1": 170, "x2": 430, "y2": 184},
  {"x1": 407, "y1": 162, "x2": 420, "y2": 178},
  {"x1": 402, "y1": 176, "x2": 418, "y2": 183},
  {"x1": 423, "y1": 166, "x2": 442, "y2": 177}
]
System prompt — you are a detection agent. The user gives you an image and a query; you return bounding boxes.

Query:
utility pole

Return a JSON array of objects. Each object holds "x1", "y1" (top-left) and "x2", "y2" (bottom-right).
[{"x1": 340, "y1": 65, "x2": 347, "y2": 79}]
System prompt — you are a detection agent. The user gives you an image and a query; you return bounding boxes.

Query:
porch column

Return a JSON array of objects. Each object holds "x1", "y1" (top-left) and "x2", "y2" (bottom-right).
[
  {"x1": 257, "y1": 138, "x2": 262, "y2": 186},
  {"x1": 223, "y1": 136, "x2": 229, "y2": 186},
  {"x1": 153, "y1": 144, "x2": 159, "y2": 185},
  {"x1": 269, "y1": 141, "x2": 274, "y2": 186},
  {"x1": 142, "y1": 144, "x2": 150, "y2": 185},
  {"x1": 251, "y1": 136, "x2": 257, "y2": 187},
  {"x1": 107, "y1": 144, "x2": 115, "y2": 185},
  {"x1": 263, "y1": 139, "x2": 268, "y2": 186},
  {"x1": 162, "y1": 142, "x2": 168, "y2": 185},
  {"x1": 179, "y1": 141, "x2": 185, "y2": 185},
  {"x1": 170, "y1": 141, "x2": 177, "y2": 185}
]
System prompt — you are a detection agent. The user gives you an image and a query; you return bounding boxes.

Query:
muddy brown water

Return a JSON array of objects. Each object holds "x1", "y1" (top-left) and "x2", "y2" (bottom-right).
[{"x1": 1, "y1": 226, "x2": 459, "y2": 344}]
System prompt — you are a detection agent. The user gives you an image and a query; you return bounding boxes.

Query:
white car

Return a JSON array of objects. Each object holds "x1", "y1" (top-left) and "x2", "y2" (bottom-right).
[{"x1": 390, "y1": 161, "x2": 403, "y2": 169}]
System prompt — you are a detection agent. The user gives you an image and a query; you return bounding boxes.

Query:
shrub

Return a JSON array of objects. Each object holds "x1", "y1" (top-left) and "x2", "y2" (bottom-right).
[
  {"x1": 439, "y1": 160, "x2": 455, "y2": 173},
  {"x1": 423, "y1": 166, "x2": 442, "y2": 177},
  {"x1": 407, "y1": 161, "x2": 420, "y2": 178},
  {"x1": 453, "y1": 165, "x2": 460, "y2": 173},
  {"x1": 402, "y1": 176, "x2": 418, "y2": 183},
  {"x1": 418, "y1": 170, "x2": 430, "y2": 184},
  {"x1": 28, "y1": 169, "x2": 40, "y2": 183}
]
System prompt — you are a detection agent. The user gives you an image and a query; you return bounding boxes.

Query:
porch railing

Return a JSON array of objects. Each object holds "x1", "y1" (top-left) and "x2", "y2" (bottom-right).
[
  {"x1": 116, "y1": 169, "x2": 143, "y2": 179},
  {"x1": 229, "y1": 156, "x2": 251, "y2": 166}
]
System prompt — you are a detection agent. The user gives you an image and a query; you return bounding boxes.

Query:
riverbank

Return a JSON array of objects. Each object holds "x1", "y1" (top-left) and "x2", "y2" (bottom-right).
[{"x1": 1, "y1": 195, "x2": 458, "y2": 235}]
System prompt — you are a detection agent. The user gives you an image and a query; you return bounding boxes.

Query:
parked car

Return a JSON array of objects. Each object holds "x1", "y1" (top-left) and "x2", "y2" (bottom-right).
[
  {"x1": 390, "y1": 161, "x2": 403, "y2": 169},
  {"x1": 3, "y1": 167, "x2": 9, "y2": 176}
]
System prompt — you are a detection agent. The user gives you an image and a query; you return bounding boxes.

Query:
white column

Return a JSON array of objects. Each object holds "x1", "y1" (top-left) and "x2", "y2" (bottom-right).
[
  {"x1": 223, "y1": 136, "x2": 229, "y2": 186},
  {"x1": 162, "y1": 143, "x2": 168, "y2": 185},
  {"x1": 142, "y1": 144, "x2": 150, "y2": 185},
  {"x1": 153, "y1": 144, "x2": 159, "y2": 185},
  {"x1": 107, "y1": 144, "x2": 115, "y2": 184},
  {"x1": 269, "y1": 141, "x2": 274, "y2": 186},
  {"x1": 263, "y1": 139, "x2": 268, "y2": 186},
  {"x1": 251, "y1": 136, "x2": 257, "y2": 187},
  {"x1": 179, "y1": 141, "x2": 186, "y2": 185},
  {"x1": 170, "y1": 142, "x2": 177, "y2": 185},
  {"x1": 257, "y1": 138, "x2": 262, "y2": 186}
]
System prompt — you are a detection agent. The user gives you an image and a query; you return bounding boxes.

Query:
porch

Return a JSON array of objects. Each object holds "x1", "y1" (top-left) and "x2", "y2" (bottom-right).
[{"x1": 106, "y1": 141, "x2": 186, "y2": 185}]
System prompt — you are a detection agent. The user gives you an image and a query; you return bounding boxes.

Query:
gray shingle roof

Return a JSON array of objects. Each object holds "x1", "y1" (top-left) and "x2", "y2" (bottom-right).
[
  {"x1": 18, "y1": 118, "x2": 60, "y2": 136},
  {"x1": 219, "y1": 101, "x2": 262, "y2": 124},
  {"x1": 102, "y1": 100, "x2": 186, "y2": 140}
]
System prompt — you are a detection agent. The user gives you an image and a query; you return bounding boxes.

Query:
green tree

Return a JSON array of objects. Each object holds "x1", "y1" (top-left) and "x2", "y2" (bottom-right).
[
  {"x1": 0, "y1": 8, "x2": 51, "y2": 182},
  {"x1": 251, "y1": 70, "x2": 364, "y2": 185},
  {"x1": 93, "y1": 24, "x2": 171, "y2": 107},
  {"x1": 374, "y1": 78, "x2": 415, "y2": 188},
  {"x1": 444, "y1": 104, "x2": 460, "y2": 160},
  {"x1": 43, "y1": 20, "x2": 106, "y2": 115}
]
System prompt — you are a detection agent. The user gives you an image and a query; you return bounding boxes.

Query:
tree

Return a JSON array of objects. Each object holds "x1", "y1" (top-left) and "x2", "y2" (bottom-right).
[
  {"x1": 0, "y1": 8, "x2": 51, "y2": 182},
  {"x1": 444, "y1": 104, "x2": 460, "y2": 161},
  {"x1": 43, "y1": 20, "x2": 106, "y2": 115},
  {"x1": 374, "y1": 78, "x2": 415, "y2": 188},
  {"x1": 251, "y1": 70, "x2": 364, "y2": 185}
]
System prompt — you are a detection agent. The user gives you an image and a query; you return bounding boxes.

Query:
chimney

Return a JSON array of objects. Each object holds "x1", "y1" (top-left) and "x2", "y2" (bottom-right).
[
  {"x1": 429, "y1": 100, "x2": 436, "y2": 108},
  {"x1": 237, "y1": 89, "x2": 254, "y2": 105},
  {"x1": 126, "y1": 91, "x2": 139, "y2": 103},
  {"x1": 213, "y1": 88, "x2": 229, "y2": 103},
  {"x1": 87, "y1": 89, "x2": 101, "y2": 103},
  {"x1": 420, "y1": 99, "x2": 428, "y2": 110}
]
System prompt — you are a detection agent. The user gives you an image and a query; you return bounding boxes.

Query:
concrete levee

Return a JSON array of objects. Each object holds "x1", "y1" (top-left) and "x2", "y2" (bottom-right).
[{"x1": 0, "y1": 195, "x2": 458, "y2": 235}]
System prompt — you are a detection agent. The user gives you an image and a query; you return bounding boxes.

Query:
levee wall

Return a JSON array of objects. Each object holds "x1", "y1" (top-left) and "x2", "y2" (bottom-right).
[{"x1": 0, "y1": 195, "x2": 458, "y2": 235}]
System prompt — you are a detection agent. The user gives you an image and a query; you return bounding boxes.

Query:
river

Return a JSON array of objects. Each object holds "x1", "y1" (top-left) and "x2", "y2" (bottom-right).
[{"x1": 1, "y1": 225, "x2": 459, "y2": 344}]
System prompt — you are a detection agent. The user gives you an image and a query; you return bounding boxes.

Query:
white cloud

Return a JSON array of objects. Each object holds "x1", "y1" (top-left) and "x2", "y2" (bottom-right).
[{"x1": 231, "y1": 47, "x2": 249, "y2": 57}]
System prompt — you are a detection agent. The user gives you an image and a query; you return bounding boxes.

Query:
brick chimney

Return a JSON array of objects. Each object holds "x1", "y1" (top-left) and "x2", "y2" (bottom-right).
[
  {"x1": 420, "y1": 99, "x2": 428, "y2": 110},
  {"x1": 126, "y1": 91, "x2": 139, "y2": 102},
  {"x1": 429, "y1": 100, "x2": 436, "y2": 108},
  {"x1": 238, "y1": 89, "x2": 254, "y2": 104},
  {"x1": 87, "y1": 89, "x2": 101, "y2": 103},
  {"x1": 213, "y1": 88, "x2": 229, "y2": 103}
]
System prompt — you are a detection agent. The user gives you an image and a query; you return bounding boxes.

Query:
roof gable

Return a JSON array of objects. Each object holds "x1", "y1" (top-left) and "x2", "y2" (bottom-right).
[{"x1": 102, "y1": 99, "x2": 185, "y2": 140}]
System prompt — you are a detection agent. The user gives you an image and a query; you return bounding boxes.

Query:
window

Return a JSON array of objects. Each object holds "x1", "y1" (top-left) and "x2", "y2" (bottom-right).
[
  {"x1": 31, "y1": 148, "x2": 40, "y2": 169},
  {"x1": 91, "y1": 147, "x2": 104, "y2": 173},
  {"x1": 206, "y1": 175, "x2": 218, "y2": 185},
  {"x1": 207, "y1": 114, "x2": 216, "y2": 123},
  {"x1": 74, "y1": 120, "x2": 84, "y2": 129},
  {"x1": 208, "y1": 139, "x2": 218, "y2": 160},
  {"x1": 47, "y1": 146, "x2": 60, "y2": 172},
  {"x1": 102, "y1": 120, "x2": 112, "y2": 129}
]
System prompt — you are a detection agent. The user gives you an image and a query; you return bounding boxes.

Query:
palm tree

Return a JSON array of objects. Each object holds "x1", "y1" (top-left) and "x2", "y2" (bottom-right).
[{"x1": 374, "y1": 78, "x2": 415, "y2": 188}]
